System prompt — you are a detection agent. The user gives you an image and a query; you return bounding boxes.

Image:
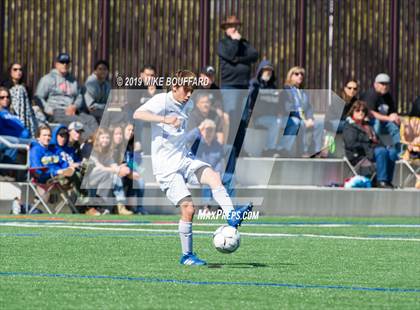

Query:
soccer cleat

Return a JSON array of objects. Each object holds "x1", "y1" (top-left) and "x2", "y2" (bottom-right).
[
  {"x1": 227, "y1": 202, "x2": 253, "y2": 228},
  {"x1": 180, "y1": 253, "x2": 207, "y2": 266}
]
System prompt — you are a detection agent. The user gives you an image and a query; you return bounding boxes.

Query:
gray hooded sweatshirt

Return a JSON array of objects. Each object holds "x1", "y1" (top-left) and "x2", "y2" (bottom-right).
[
  {"x1": 83, "y1": 73, "x2": 111, "y2": 111},
  {"x1": 35, "y1": 69, "x2": 83, "y2": 115}
]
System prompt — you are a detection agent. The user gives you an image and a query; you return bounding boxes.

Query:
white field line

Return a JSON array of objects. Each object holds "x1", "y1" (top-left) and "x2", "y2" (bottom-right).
[
  {"x1": 2, "y1": 222, "x2": 420, "y2": 242},
  {"x1": 5, "y1": 222, "x2": 420, "y2": 228}
]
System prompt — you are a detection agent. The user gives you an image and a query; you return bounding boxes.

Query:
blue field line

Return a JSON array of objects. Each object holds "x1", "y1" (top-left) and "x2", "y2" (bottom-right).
[
  {"x1": 0, "y1": 271, "x2": 419, "y2": 293},
  {"x1": 0, "y1": 233, "x2": 41, "y2": 237},
  {"x1": 0, "y1": 232, "x2": 181, "y2": 238}
]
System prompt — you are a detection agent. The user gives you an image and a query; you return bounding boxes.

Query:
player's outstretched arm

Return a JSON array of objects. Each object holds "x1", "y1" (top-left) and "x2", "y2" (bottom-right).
[
  {"x1": 133, "y1": 110, "x2": 165, "y2": 123},
  {"x1": 133, "y1": 110, "x2": 181, "y2": 128}
]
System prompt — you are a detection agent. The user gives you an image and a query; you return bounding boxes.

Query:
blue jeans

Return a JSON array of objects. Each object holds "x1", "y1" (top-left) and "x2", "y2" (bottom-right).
[
  {"x1": 374, "y1": 146, "x2": 398, "y2": 182},
  {"x1": 372, "y1": 119, "x2": 400, "y2": 146},
  {"x1": 87, "y1": 175, "x2": 126, "y2": 203},
  {"x1": 254, "y1": 115, "x2": 282, "y2": 150},
  {"x1": 279, "y1": 116, "x2": 324, "y2": 154},
  {"x1": 220, "y1": 85, "x2": 247, "y2": 115}
]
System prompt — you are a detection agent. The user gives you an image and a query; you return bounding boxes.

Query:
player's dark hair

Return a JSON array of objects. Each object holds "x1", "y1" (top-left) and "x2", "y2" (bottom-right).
[{"x1": 170, "y1": 70, "x2": 196, "y2": 92}]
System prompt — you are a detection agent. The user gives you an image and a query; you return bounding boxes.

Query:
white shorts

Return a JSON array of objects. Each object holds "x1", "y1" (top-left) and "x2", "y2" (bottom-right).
[{"x1": 156, "y1": 158, "x2": 210, "y2": 206}]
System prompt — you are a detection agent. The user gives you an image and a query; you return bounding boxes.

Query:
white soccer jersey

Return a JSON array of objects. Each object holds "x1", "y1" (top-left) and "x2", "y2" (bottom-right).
[{"x1": 136, "y1": 91, "x2": 191, "y2": 178}]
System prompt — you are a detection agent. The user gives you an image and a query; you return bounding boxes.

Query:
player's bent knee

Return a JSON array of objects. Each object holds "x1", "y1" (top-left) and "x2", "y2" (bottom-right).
[
  {"x1": 179, "y1": 196, "x2": 195, "y2": 220},
  {"x1": 200, "y1": 167, "x2": 222, "y2": 188}
]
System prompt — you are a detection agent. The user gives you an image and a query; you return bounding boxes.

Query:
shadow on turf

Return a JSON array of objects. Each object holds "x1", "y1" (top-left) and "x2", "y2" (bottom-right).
[{"x1": 207, "y1": 262, "x2": 269, "y2": 269}]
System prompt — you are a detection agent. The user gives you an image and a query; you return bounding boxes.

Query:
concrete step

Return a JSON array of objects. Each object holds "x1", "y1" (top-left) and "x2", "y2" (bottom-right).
[
  {"x1": 141, "y1": 156, "x2": 417, "y2": 187},
  {"x1": 2, "y1": 183, "x2": 418, "y2": 217}
]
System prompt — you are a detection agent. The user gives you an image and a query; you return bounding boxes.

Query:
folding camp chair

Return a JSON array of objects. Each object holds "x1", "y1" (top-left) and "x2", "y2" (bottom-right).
[
  {"x1": 398, "y1": 116, "x2": 420, "y2": 187},
  {"x1": 29, "y1": 167, "x2": 78, "y2": 214},
  {"x1": 343, "y1": 156, "x2": 376, "y2": 181}
]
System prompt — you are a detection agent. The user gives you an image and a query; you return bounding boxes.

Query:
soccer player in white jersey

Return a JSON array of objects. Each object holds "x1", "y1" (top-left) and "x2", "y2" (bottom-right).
[{"x1": 134, "y1": 70, "x2": 252, "y2": 266}]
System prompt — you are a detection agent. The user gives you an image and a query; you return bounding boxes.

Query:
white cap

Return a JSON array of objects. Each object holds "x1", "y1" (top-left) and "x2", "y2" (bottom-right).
[{"x1": 375, "y1": 73, "x2": 391, "y2": 84}]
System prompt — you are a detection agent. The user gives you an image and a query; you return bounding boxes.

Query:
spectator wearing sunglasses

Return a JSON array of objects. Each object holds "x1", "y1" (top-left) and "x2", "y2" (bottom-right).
[
  {"x1": 278, "y1": 66, "x2": 324, "y2": 157},
  {"x1": 325, "y1": 78, "x2": 359, "y2": 134},
  {"x1": 360, "y1": 73, "x2": 400, "y2": 150},
  {"x1": 1, "y1": 63, "x2": 39, "y2": 137},
  {"x1": 35, "y1": 53, "x2": 98, "y2": 138}
]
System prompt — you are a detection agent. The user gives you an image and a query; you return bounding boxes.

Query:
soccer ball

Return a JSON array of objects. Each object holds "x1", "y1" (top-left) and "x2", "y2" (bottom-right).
[{"x1": 213, "y1": 225, "x2": 240, "y2": 253}]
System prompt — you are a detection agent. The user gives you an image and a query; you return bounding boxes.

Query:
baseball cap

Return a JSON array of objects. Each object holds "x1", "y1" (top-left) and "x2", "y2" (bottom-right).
[
  {"x1": 375, "y1": 73, "x2": 391, "y2": 84},
  {"x1": 56, "y1": 53, "x2": 71, "y2": 63},
  {"x1": 68, "y1": 121, "x2": 84, "y2": 131},
  {"x1": 202, "y1": 66, "x2": 215, "y2": 76}
]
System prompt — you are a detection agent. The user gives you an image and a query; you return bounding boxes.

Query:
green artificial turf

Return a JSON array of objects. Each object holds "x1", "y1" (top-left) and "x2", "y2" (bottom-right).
[{"x1": 1, "y1": 215, "x2": 420, "y2": 309}]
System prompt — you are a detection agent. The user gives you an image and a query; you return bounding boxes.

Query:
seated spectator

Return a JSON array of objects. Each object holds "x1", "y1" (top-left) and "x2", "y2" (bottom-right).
[
  {"x1": 29, "y1": 124, "x2": 75, "y2": 184},
  {"x1": 83, "y1": 60, "x2": 111, "y2": 123},
  {"x1": 0, "y1": 87, "x2": 30, "y2": 166},
  {"x1": 325, "y1": 78, "x2": 359, "y2": 134},
  {"x1": 343, "y1": 101, "x2": 398, "y2": 188},
  {"x1": 1, "y1": 63, "x2": 39, "y2": 137},
  {"x1": 125, "y1": 64, "x2": 163, "y2": 143},
  {"x1": 360, "y1": 73, "x2": 400, "y2": 149},
  {"x1": 121, "y1": 123, "x2": 147, "y2": 214},
  {"x1": 188, "y1": 93, "x2": 225, "y2": 144},
  {"x1": 67, "y1": 121, "x2": 84, "y2": 161},
  {"x1": 278, "y1": 66, "x2": 324, "y2": 157},
  {"x1": 85, "y1": 127, "x2": 132, "y2": 215},
  {"x1": 193, "y1": 119, "x2": 234, "y2": 205},
  {"x1": 198, "y1": 66, "x2": 229, "y2": 142},
  {"x1": 400, "y1": 98, "x2": 420, "y2": 161},
  {"x1": 35, "y1": 52, "x2": 97, "y2": 138},
  {"x1": 249, "y1": 60, "x2": 283, "y2": 156},
  {"x1": 51, "y1": 125, "x2": 81, "y2": 165}
]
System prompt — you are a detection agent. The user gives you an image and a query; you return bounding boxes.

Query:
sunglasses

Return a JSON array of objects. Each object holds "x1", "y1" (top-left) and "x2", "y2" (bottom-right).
[
  {"x1": 379, "y1": 82, "x2": 389, "y2": 86},
  {"x1": 12, "y1": 67, "x2": 23, "y2": 72},
  {"x1": 0, "y1": 95, "x2": 10, "y2": 99},
  {"x1": 293, "y1": 72, "x2": 304, "y2": 76}
]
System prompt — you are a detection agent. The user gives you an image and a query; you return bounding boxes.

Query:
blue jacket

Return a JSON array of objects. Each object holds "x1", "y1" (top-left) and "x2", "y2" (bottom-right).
[
  {"x1": 50, "y1": 124, "x2": 80, "y2": 163},
  {"x1": 0, "y1": 108, "x2": 30, "y2": 138},
  {"x1": 30, "y1": 141, "x2": 69, "y2": 183}
]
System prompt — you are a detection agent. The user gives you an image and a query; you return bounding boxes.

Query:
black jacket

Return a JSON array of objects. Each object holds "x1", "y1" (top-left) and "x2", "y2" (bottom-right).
[
  {"x1": 218, "y1": 36, "x2": 258, "y2": 87},
  {"x1": 342, "y1": 120, "x2": 383, "y2": 165}
]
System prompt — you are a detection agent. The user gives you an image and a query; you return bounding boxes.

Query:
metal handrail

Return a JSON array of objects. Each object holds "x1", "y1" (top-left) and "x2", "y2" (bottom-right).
[{"x1": 0, "y1": 136, "x2": 30, "y2": 170}]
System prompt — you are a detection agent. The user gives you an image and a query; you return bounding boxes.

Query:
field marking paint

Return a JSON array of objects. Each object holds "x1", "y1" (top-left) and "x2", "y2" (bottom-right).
[
  {"x1": 2, "y1": 219, "x2": 420, "y2": 228},
  {"x1": 0, "y1": 271, "x2": 419, "y2": 294},
  {"x1": 2, "y1": 222, "x2": 420, "y2": 242}
]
